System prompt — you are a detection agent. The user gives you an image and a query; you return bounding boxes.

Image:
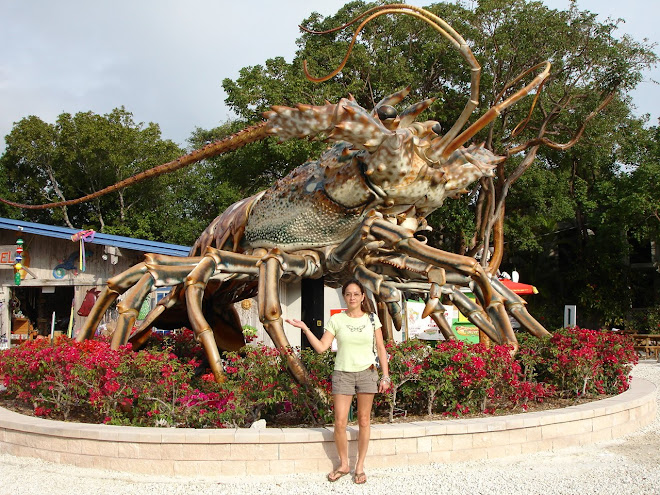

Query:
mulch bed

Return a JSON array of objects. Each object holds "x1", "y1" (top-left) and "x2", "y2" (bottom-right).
[{"x1": 0, "y1": 393, "x2": 608, "y2": 427}]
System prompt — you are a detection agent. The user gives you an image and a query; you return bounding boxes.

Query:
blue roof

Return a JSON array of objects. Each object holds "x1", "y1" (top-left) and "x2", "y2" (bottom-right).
[{"x1": 0, "y1": 217, "x2": 191, "y2": 257}]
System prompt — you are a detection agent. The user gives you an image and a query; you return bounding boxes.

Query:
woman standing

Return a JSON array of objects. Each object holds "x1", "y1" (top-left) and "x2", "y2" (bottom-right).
[{"x1": 286, "y1": 279, "x2": 390, "y2": 485}]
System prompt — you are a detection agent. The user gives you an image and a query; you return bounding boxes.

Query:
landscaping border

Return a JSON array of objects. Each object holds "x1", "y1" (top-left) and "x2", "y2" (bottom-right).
[{"x1": 0, "y1": 378, "x2": 655, "y2": 477}]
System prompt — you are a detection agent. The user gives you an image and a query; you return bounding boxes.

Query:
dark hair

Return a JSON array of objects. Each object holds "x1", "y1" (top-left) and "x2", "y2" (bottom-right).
[
  {"x1": 342, "y1": 278, "x2": 364, "y2": 295},
  {"x1": 342, "y1": 279, "x2": 375, "y2": 313}
]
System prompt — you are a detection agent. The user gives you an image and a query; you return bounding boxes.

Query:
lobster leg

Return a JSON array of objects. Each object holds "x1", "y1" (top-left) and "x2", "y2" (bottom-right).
[
  {"x1": 183, "y1": 248, "x2": 273, "y2": 381},
  {"x1": 374, "y1": 299, "x2": 394, "y2": 342},
  {"x1": 186, "y1": 255, "x2": 228, "y2": 382},
  {"x1": 367, "y1": 218, "x2": 518, "y2": 349},
  {"x1": 353, "y1": 261, "x2": 403, "y2": 336},
  {"x1": 468, "y1": 282, "x2": 517, "y2": 348},
  {"x1": 111, "y1": 273, "x2": 154, "y2": 349},
  {"x1": 428, "y1": 310, "x2": 455, "y2": 340},
  {"x1": 491, "y1": 278, "x2": 550, "y2": 338},
  {"x1": 128, "y1": 287, "x2": 185, "y2": 349},
  {"x1": 257, "y1": 254, "x2": 311, "y2": 385},
  {"x1": 76, "y1": 262, "x2": 149, "y2": 341},
  {"x1": 360, "y1": 253, "x2": 448, "y2": 338},
  {"x1": 77, "y1": 256, "x2": 202, "y2": 342},
  {"x1": 448, "y1": 288, "x2": 501, "y2": 343}
]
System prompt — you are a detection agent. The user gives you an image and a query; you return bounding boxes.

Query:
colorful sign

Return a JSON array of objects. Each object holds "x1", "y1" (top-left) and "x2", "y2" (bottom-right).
[
  {"x1": 406, "y1": 300, "x2": 448, "y2": 340},
  {"x1": 449, "y1": 293, "x2": 479, "y2": 343},
  {"x1": 406, "y1": 295, "x2": 480, "y2": 343}
]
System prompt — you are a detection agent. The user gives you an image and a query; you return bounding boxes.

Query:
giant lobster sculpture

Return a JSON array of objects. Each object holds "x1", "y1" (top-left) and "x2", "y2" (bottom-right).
[{"x1": 2, "y1": 5, "x2": 558, "y2": 385}]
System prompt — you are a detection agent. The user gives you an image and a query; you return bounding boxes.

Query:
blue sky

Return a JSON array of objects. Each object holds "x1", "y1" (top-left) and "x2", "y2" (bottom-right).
[{"x1": 0, "y1": 0, "x2": 657, "y2": 152}]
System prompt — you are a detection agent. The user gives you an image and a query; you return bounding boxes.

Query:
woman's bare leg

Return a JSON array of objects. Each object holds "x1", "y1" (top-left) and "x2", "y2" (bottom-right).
[
  {"x1": 355, "y1": 392, "x2": 375, "y2": 476},
  {"x1": 332, "y1": 394, "x2": 353, "y2": 475}
]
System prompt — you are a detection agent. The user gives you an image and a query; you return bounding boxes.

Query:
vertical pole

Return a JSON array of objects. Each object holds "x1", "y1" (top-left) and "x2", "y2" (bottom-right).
[{"x1": 50, "y1": 311, "x2": 56, "y2": 341}]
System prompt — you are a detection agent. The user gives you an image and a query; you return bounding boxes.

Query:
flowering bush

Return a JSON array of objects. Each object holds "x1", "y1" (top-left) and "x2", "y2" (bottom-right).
[
  {"x1": 142, "y1": 328, "x2": 202, "y2": 361},
  {"x1": 483, "y1": 344, "x2": 554, "y2": 413},
  {"x1": 0, "y1": 336, "x2": 236, "y2": 427},
  {"x1": 0, "y1": 336, "x2": 96, "y2": 420},
  {"x1": 383, "y1": 339, "x2": 553, "y2": 418},
  {"x1": 531, "y1": 327, "x2": 638, "y2": 397},
  {"x1": 223, "y1": 344, "x2": 297, "y2": 425},
  {"x1": 0, "y1": 327, "x2": 637, "y2": 427},
  {"x1": 220, "y1": 345, "x2": 333, "y2": 426},
  {"x1": 381, "y1": 340, "x2": 428, "y2": 421}
]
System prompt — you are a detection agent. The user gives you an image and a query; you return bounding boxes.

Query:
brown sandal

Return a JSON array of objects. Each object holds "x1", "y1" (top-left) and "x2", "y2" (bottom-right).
[
  {"x1": 353, "y1": 472, "x2": 367, "y2": 484},
  {"x1": 327, "y1": 469, "x2": 350, "y2": 482}
]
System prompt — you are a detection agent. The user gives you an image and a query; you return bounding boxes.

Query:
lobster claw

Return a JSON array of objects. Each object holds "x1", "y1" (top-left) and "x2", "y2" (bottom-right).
[
  {"x1": 422, "y1": 281, "x2": 444, "y2": 318},
  {"x1": 388, "y1": 301, "x2": 403, "y2": 331}
]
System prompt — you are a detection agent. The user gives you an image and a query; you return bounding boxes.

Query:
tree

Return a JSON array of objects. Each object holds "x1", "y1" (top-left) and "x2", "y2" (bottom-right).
[{"x1": 0, "y1": 108, "x2": 196, "y2": 243}]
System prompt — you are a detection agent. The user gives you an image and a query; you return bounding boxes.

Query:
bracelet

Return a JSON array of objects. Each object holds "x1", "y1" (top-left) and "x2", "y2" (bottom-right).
[{"x1": 380, "y1": 376, "x2": 391, "y2": 383}]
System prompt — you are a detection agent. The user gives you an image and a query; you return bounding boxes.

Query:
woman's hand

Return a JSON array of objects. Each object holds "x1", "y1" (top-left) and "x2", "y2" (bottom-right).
[
  {"x1": 378, "y1": 375, "x2": 391, "y2": 393},
  {"x1": 285, "y1": 318, "x2": 308, "y2": 332},
  {"x1": 285, "y1": 318, "x2": 333, "y2": 354}
]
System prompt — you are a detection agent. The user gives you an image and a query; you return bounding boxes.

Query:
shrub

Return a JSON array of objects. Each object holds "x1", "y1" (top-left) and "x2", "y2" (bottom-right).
[
  {"x1": 382, "y1": 340, "x2": 428, "y2": 421},
  {"x1": 0, "y1": 336, "x2": 237, "y2": 427},
  {"x1": 221, "y1": 345, "x2": 333, "y2": 426},
  {"x1": 0, "y1": 327, "x2": 638, "y2": 427},
  {"x1": 543, "y1": 327, "x2": 638, "y2": 397},
  {"x1": 394, "y1": 339, "x2": 553, "y2": 417}
]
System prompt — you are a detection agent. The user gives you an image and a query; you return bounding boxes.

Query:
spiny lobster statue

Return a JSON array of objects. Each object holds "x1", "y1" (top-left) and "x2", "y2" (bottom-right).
[{"x1": 2, "y1": 5, "x2": 553, "y2": 385}]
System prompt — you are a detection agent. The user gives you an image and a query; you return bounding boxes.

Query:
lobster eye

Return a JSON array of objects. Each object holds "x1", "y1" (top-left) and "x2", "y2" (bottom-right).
[
  {"x1": 377, "y1": 105, "x2": 398, "y2": 121},
  {"x1": 432, "y1": 123, "x2": 443, "y2": 135}
]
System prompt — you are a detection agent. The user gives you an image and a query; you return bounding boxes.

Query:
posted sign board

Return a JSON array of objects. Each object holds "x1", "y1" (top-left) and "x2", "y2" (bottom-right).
[
  {"x1": 406, "y1": 300, "x2": 449, "y2": 340},
  {"x1": 406, "y1": 295, "x2": 480, "y2": 343},
  {"x1": 0, "y1": 245, "x2": 15, "y2": 268}
]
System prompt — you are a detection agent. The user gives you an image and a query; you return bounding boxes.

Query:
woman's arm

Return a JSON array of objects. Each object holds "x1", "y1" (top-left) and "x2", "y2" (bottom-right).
[
  {"x1": 285, "y1": 318, "x2": 334, "y2": 353},
  {"x1": 374, "y1": 327, "x2": 390, "y2": 393}
]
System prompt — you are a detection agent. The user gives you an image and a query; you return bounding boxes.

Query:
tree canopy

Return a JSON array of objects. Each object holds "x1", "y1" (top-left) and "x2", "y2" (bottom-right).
[{"x1": 1, "y1": 108, "x2": 213, "y2": 244}]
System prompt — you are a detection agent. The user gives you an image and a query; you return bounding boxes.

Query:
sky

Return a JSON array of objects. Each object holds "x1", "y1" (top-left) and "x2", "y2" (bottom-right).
[{"x1": 0, "y1": 0, "x2": 657, "y2": 153}]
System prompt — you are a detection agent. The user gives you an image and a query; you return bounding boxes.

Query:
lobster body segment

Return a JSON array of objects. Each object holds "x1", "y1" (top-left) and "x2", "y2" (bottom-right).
[{"x1": 242, "y1": 144, "x2": 374, "y2": 250}]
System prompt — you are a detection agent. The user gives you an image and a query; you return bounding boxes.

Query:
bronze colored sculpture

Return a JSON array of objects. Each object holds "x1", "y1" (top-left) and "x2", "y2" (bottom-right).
[{"x1": 2, "y1": 5, "x2": 566, "y2": 385}]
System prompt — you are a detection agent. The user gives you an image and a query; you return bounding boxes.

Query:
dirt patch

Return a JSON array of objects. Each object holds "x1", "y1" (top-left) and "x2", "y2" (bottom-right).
[{"x1": 606, "y1": 431, "x2": 660, "y2": 467}]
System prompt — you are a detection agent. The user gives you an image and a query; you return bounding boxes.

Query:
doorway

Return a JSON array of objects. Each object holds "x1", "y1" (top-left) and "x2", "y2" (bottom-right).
[
  {"x1": 11, "y1": 286, "x2": 74, "y2": 337},
  {"x1": 300, "y1": 277, "x2": 324, "y2": 349}
]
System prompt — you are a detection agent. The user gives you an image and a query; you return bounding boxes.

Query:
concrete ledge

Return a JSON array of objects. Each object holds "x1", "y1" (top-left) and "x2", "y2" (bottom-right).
[{"x1": 0, "y1": 378, "x2": 655, "y2": 476}]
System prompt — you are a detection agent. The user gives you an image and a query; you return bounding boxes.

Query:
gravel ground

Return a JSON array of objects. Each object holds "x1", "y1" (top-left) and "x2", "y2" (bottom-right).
[{"x1": 1, "y1": 361, "x2": 659, "y2": 495}]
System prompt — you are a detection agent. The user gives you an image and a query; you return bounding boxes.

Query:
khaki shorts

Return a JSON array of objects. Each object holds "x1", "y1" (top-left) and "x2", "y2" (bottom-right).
[{"x1": 332, "y1": 366, "x2": 379, "y2": 395}]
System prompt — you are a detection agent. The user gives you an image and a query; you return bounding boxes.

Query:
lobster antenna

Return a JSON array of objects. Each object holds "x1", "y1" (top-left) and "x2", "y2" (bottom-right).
[
  {"x1": 438, "y1": 61, "x2": 551, "y2": 158},
  {"x1": 301, "y1": 4, "x2": 482, "y2": 155},
  {"x1": 0, "y1": 122, "x2": 269, "y2": 210}
]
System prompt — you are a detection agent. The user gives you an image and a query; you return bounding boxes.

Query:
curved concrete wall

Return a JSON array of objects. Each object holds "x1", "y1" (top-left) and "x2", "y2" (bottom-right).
[{"x1": 0, "y1": 378, "x2": 655, "y2": 477}]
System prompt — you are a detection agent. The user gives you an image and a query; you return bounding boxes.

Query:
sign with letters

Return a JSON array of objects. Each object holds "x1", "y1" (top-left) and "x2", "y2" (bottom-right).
[{"x1": 0, "y1": 245, "x2": 15, "y2": 267}]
